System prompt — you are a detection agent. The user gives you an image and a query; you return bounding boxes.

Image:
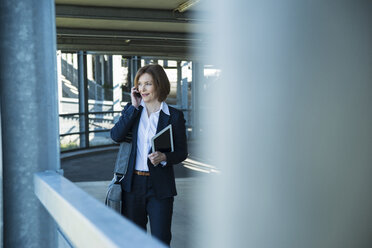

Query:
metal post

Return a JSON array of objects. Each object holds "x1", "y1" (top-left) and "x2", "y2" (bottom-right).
[
  {"x1": 113, "y1": 56, "x2": 123, "y2": 123},
  {"x1": 0, "y1": 0, "x2": 59, "y2": 247},
  {"x1": 78, "y1": 51, "x2": 86, "y2": 148},
  {"x1": 163, "y1": 60, "x2": 168, "y2": 68},
  {"x1": 83, "y1": 55, "x2": 90, "y2": 148},
  {"x1": 191, "y1": 62, "x2": 197, "y2": 139},
  {"x1": 106, "y1": 55, "x2": 113, "y2": 101},
  {"x1": 136, "y1": 56, "x2": 142, "y2": 71},
  {"x1": 101, "y1": 55, "x2": 105, "y2": 101},
  {"x1": 176, "y1": 61, "x2": 182, "y2": 107},
  {"x1": 66, "y1": 53, "x2": 72, "y2": 81},
  {"x1": 182, "y1": 62, "x2": 190, "y2": 108},
  {"x1": 130, "y1": 56, "x2": 141, "y2": 87},
  {"x1": 195, "y1": 61, "x2": 203, "y2": 140},
  {"x1": 56, "y1": 51, "x2": 63, "y2": 116},
  {"x1": 182, "y1": 76, "x2": 189, "y2": 120},
  {"x1": 132, "y1": 56, "x2": 137, "y2": 87},
  {"x1": 94, "y1": 55, "x2": 100, "y2": 85},
  {"x1": 128, "y1": 58, "x2": 132, "y2": 87},
  {"x1": 94, "y1": 55, "x2": 99, "y2": 101}
]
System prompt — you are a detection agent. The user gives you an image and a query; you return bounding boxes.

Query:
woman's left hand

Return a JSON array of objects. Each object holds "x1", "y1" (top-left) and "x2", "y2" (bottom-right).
[{"x1": 148, "y1": 152, "x2": 167, "y2": 166}]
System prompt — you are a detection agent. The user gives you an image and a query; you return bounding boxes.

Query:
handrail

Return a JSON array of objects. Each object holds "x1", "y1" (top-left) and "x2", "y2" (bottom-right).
[
  {"x1": 59, "y1": 108, "x2": 191, "y2": 118},
  {"x1": 34, "y1": 171, "x2": 166, "y2": 248},
  {"x1": 59, "y1": 111, "x2": 121, "y2": 117},
  {"x1": 58, "y1": 107, "x2": 192, "y2": 150}
]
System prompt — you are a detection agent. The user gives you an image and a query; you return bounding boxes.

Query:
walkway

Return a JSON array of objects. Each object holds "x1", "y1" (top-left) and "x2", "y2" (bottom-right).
[{"x1": 61, "y1": 143, "x2": 217, "y2": 248}]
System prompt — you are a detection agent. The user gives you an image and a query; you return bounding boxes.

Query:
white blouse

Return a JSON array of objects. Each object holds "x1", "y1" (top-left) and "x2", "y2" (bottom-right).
[{"x1": 134, "y1": 100, "x2": 169, "y2": 171}]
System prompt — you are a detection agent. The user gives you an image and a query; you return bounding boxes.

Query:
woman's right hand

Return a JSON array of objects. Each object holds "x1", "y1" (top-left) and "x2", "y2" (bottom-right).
[{"x1": 131, "y1": 87, "x2": 141, "y2": 108}]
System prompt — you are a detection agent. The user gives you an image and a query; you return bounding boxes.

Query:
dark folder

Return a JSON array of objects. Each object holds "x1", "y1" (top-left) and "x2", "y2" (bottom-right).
[{"x1": 151, "y1": 124, "x2": 174, "y2": 153}]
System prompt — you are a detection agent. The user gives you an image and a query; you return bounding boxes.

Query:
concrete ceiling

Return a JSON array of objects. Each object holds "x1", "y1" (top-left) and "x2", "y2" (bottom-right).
[{"x1": 55, "y1": 0, "x2": 205, "y2": 59}]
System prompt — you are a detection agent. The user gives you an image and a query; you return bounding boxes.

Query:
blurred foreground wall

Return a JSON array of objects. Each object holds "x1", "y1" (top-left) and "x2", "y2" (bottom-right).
[{"x1": 197, "y1": 1, "x2": 372, "y2": 247}]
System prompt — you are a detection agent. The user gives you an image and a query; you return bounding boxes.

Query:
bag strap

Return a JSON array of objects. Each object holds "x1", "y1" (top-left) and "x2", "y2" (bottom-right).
[{"x1": 114, "y1": 141, "x2": 132, "y2": 176}]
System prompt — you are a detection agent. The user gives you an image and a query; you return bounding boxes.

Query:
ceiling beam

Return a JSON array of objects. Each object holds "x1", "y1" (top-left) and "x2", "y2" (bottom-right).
[
  {"x1": 56, "y1": 36, "x2": 202, "y2": 59},
  {"x1": 57, "y1": 37, "x2": 192, "y2": 48},
  {"x1": 57, "y1": 43, "x2": 187, "y2": 53},
  {"x1": 57, "y1": 28, "x2": 199, "y2": 41},
  {"x1": 55, "y1": 4, "x2": 204, "y2": 23},
  {"x1": 57, "y1": 43, "x2": 191, "y2": 58}
]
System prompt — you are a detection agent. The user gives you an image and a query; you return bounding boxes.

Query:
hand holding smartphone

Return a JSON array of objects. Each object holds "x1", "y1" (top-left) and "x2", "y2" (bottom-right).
[
  {"x1": 131, "y1": 87, "x2": 141, "y2": 108},
  {"x1": 132, "y1": 87, "x2": 141, "y2": 98},
  {"x1": 134, "y1": 90, "x2": 141, "y2": 98}
]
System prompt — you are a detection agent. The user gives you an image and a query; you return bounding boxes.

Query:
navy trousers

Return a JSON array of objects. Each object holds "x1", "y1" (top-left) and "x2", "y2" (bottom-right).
[{"x1": 122, "y1": 174, "x2": 174, "y2": 246}]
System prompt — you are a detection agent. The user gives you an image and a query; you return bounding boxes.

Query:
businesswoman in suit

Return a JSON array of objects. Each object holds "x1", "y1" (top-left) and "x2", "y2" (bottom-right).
[{"x1": 110, "y1": 64, "x2": 188, "y2": 246}]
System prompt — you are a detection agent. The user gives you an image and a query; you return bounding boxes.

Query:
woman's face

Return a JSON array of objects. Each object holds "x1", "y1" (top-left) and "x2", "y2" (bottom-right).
[{"x1": 138, "y1": 73, "x2": 158, "y2": 104}]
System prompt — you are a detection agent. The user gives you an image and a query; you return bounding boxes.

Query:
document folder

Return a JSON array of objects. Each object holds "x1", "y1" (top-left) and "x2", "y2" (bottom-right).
[{"x1": 151, "y1": 124, "x2": 174, "y2": 153}]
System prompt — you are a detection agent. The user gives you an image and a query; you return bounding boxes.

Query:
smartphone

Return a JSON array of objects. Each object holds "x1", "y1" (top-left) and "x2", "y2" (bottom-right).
[{"x1": 134, "y1": 90, "x2": 141, "y2": 98}]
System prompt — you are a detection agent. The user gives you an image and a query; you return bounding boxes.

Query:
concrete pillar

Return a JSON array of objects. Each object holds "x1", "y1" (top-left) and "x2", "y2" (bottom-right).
[
  {"x1": 0, "y1": 0, "x2": 59, "y2": 247},
  {"x1": 199, "y1": 1, "x2": 372, "y2": 248}
]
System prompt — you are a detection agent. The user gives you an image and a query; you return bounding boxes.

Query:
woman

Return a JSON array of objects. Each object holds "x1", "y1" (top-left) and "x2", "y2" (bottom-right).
[{"x1": 110, "y1": 64, "x2": 188, "y2": 246}]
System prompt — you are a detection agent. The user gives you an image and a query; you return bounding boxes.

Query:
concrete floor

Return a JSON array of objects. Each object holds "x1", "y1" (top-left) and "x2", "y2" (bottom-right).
[{"x1": 75, "y1": 178, "x2": 204, "y2": 248}]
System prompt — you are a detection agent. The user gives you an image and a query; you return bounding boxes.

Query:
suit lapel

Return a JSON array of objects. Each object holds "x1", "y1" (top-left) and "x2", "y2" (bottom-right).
[
  {"x1": 132, "y1": 106, "x2": 143, "y2": 144},
  {"x1": 156, "y1": 110, "x2": 170, "y2": 134}
]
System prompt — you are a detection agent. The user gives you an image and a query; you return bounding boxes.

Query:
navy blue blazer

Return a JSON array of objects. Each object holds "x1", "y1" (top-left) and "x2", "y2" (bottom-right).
[{"x1": 110, "y1": 103, "x2": 188, "y2": 199}]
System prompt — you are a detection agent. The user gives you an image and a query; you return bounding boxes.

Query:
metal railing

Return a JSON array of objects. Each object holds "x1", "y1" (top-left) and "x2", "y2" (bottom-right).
[
  {"x1": 59, "y1": 110, "x2": 120, "y2": 151},
  {"x1": 34, "y1": 171, "x2": 166, "y2": 248},
  {"x1": 59, "y1": 108, "x2": 192, "y2": 151},
  {"x1": 59, "y1": 110, "x2": 120, "y2": 135}
]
